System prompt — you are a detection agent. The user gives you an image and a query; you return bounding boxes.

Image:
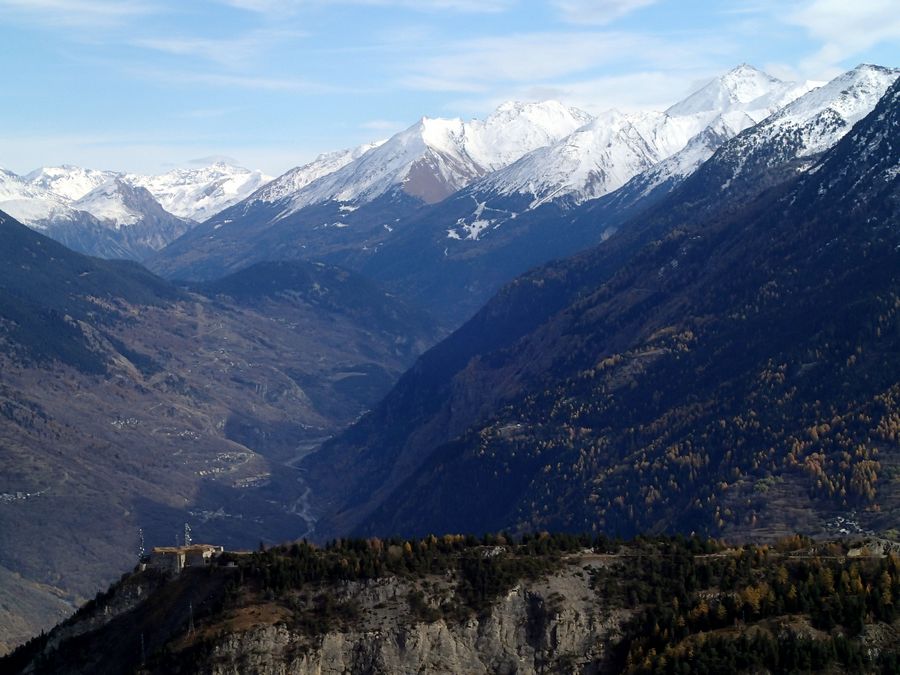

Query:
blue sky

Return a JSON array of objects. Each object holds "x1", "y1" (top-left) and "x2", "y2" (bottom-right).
[{"x1": 0, "y1": 0, "x2": 897, "y2": 176}]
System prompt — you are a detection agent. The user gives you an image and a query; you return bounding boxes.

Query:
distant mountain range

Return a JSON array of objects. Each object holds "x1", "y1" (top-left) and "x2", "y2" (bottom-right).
[
  {"x1": 6, "y1": 65, "x2": 896, "y2": 320},
  {"x1": 0, "y1": 163, "x2": 272, "y2": 260},
  {"x1": 148, "y1": 100, "x2": 594, "y2": 282},
  {"x1": 473, "y1": 65, "x2": 814, "y2": 208},
  {"x1": 148, "y1": 64, "x2": 898, "y2": 325}
]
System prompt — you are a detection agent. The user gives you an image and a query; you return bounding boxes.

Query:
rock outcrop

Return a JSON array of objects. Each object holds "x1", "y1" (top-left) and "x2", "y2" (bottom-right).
[{"x1": 206, "y1": 561, "x2": 629, "y2": 674}]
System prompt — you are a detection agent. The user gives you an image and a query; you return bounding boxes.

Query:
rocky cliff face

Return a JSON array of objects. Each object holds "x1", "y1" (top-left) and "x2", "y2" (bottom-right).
[
  {"x1": 206, "y1": 564, "x2": 628, "y2": 674},
  {"x1": 6, "y1": 536, "x2": 898, "y2": 674}
]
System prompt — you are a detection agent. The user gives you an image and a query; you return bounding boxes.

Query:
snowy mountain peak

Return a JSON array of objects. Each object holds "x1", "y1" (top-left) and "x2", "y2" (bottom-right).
[
  {"x1": 249, "y1": 141, "x2": 385, "y2": 206},
  {"x1": 720, "y1": 63, "x2": 900, "y2": 167},
  {"x1": 695, "y1": 64, "x2": 899, "y2": 195},
  {"x1": 666, "y1": 64, "x2": 785, "y2": 117},
  {"x1": 485, "y1": 99, "x2": 592, "y2": 127},
  {"x1": 271, "y1": 100, "x2": 595, "y2": 214},
  {"x1": 467, "y1": 100, "x2": 594, "y2": 171},
  {"x1": 721, "y1": 63, "x2": 780, "y2": 89},
  {"x1": 410, "y1": 116, "x2": 466, "y2": 154},
  {"x1": 473, "y1": 65, "x2": 814, "y2": 209},
  {"x1": 475, "y1": 107, "x2": 677, "y2": 208},
  {"x1": 0, "y1": 168, "x2": 75, "y2": 228},
  {"x1": 126, "y1": 163, "x2": 272, "y2": 222},
  {"x1": 1, "y1": 168, "x2": 195, "y2": 258},
  {"x1": 781, "y1": 64, "x2": 900, "y2": 135},
  {"x1": 25, "y1": 165, "x2": 118, "y2": 201},
  {"x1": 313, "y1": 114, "x2": 478, "y2": 205},
  {"x1": 13, "y1": 161, "x2": 272, "y2": 224},
  {"x1": 73, "y1": 177, "x2": 145, "y2": 228}
]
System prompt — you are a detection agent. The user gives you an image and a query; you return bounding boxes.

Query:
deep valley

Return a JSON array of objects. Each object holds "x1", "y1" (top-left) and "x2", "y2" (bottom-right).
[{"x1": 1, "y1": 35, "x2": 899, "y2": 672}]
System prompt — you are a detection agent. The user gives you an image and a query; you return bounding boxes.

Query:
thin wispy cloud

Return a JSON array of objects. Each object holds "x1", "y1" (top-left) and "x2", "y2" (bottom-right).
[
  {"x1": 360, "y1": 119, "x2": 405, "y2": 131},
  {"x1": 786, "y1": 0, "x2": 900, "y2": 74},
  {"x1": 400, "y1": 30, "x2": 733, "y2": 96},
  {"x1": 552, "y1": 0, "x2": 659, "y2": 25},
  {"x1": 220, "y1": 0, "x2": 513, "y2": 14},
  {"x1": 134, "y1": 29, "x2": 307, "y2": 69},
  {"x1": 715, "y1": 1, "x2": 782, "y2": 16},
  {"x1": 131, "y1": 66, "x2": 341, "y2": 93},
  {"x1": 0, "y1": 0, "x2": 155, "y2": 28},
  {"x1": 177, "y1": 108, "x2": 242, "y2": 120},
  {"x1": 0, "y1": 130, "x2": 317, "y2": 174},
  {"x1": 484, "y1": 70, "x2": 716, "y2": 114},
  {"x1": 188, "y1": 154, "x2": 241, "y2": 165},
  {"x1": 402, "y1": 0, "x2": 512, "y2": 9},
  {"x1": 0, "y1": 0, "x2": 891, "y2": 175},
  {"x1": 402, "y1": 32, "x2": 655, "y2": 91}
]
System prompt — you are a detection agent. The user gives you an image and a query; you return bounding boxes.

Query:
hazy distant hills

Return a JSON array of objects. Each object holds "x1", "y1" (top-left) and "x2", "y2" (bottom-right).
[
  {"x1": 302, "y1": 76, "x2": 900, "y2": 542},
  {"x1": 0, "y1": 213, "x2": 439, "y2": 652}
]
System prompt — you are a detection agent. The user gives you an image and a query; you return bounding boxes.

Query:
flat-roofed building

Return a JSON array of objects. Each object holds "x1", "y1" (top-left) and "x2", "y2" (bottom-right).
[{"x1": 148, "y1": 544, "x2": 224, "y2": 574}]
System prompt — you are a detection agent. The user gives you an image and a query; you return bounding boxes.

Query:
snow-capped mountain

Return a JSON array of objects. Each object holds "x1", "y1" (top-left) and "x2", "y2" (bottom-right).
[
  {"x1": 0, "y1": 169, "x2": 193, "y2": 260},
  {"x1": 463, "y1": 100, "x2": 597, "y2": 172},
  {"x1": 666, "y1": 63, "x2": 809, "y2": 118},
  {"x1": 475, "y1": 65, "x2": 815, "y2": 209},
  {"x1": 25, "y1": 165, "x2": 118, "y2": 201},
  {"x1": 62, "y1": 178, "x2": 194, "y2": 257},
  {"x1": 75, "y1": 178, "x2": 188, "y2": 232},
  {"x1": 1, "y1": 161, "x2": 273, "y2": 259},
  {"x1": 16, "y1": 60, "x2": 900, "y2": 313},
  {"x1": 0, "y1": 168, "x2": 80, "y2": 228},
  {"x1": 145, "y1": 65, "x2": 841, "y2": 284},
  {"x1": 337, "y1": 64, "x2": 896, "y2": 325},
  {"x1": 636, "y1": 67, "x2": 821, "y2": 189},
  {"x1": 274, "y1": 100, "x2": 593, "y2": 214},
  {"x1": 249, "y1": 142, "x2": 385, "y2": 206},
  {"x1": 74, "y1": 178, "x2": 145, "y2": 227},
  {"x1": 706, "y1": 64, "x2": 900, "y2": 190},
  {"x1": 147, "y1": 100, "x2": 595, "y2": 280},
  {"x1": 126, "y1": 163, "x2": 272, "y2": 222},
  {"x1": 552, "y1": 66, "x2": 896, "y2": 228},
  {"x1": 475, "y1": 109, "x2": 689, "y2": 208},
  {"x1": 423, "y1": 64, "x2": 897, "y2": 261},
  {"x1": 18, "y1": 162, "x2": 273, "y2": 225}
]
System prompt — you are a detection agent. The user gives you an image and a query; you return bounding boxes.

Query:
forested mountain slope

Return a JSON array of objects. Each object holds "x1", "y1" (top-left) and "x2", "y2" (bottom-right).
[
  {"x1": 4, "y1": 535, "x2": 899, "y2": 674},
  {"x1": 303, "y1": 77, "x2": 900, "y2": 542}
]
